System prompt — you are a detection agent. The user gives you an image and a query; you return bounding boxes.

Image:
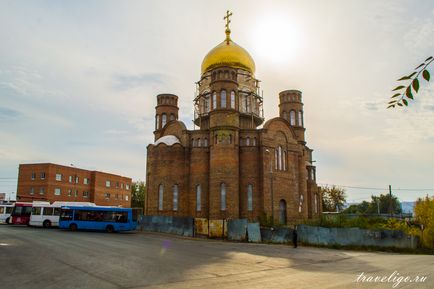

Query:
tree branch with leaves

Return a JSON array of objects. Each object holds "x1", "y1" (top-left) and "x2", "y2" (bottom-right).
[{"x1": 388, "y1": 56, "x2": 433, "y2": 108}]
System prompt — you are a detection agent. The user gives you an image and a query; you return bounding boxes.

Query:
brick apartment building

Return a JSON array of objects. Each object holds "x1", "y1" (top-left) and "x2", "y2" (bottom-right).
[
  {"x1": 17, "y1": 163, "x2": 132, "y2": 207},
  {"x1": 145, "y1": 15, "x2": 321, "y2": 224}
]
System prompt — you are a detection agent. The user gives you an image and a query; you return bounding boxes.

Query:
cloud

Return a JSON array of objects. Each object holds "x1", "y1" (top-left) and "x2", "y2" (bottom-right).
[
  {"x1": 112, "y1": 73, "x2": 167, "y2": 91},
  {"x1": 0, "y1": 107, "x2": 22, "y2": 121}
]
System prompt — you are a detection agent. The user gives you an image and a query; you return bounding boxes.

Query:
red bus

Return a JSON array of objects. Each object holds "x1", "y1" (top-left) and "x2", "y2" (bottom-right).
[{"x1": 10, "y1": 202, "x2": 33, "y2": 225}]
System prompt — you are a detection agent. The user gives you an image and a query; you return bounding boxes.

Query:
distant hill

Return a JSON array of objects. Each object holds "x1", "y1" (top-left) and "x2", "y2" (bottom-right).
[{"x1": 401, "y1": 201, "x2": 415, "y2": 214}]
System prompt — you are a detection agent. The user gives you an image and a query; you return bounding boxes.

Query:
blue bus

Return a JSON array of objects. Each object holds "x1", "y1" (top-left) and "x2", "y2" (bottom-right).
[{"x1": 59, "y1": 206, "x2": 137, "y2": 232}]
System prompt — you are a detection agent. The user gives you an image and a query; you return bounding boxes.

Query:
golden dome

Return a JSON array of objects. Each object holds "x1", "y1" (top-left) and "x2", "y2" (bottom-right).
[{"x1": 201, "y1": 34, "x2": 256, "y2": 75}]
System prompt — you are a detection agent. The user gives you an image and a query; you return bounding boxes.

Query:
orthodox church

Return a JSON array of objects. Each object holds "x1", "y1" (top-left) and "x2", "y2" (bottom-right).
[{"x1": 145, "y1": 12, "x2": 320, "y2": 224}]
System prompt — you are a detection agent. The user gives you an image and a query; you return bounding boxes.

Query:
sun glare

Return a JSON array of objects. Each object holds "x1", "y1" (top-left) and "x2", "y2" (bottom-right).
[{"x1": 250, "y1": 15, "x2": 301, "y2": 65}]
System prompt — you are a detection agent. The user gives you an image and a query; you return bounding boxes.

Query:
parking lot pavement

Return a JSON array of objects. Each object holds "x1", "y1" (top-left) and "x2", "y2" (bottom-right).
[{"x1": 0, "y1": 225, "x2": 433, "y2": 289}]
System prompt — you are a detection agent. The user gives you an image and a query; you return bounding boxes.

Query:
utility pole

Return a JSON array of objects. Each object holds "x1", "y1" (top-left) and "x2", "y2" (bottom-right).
[{"x1": 388, "y1": 185, "x2": 393, "y2": 217}]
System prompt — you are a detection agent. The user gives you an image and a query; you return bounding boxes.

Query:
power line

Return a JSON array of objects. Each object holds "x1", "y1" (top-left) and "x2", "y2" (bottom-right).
[{"x1": 317, "y1": 183, "x2": 434, "y2": 191}]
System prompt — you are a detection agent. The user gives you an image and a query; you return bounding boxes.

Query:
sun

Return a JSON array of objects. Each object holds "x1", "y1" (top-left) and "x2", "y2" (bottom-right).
[{"x1": 250, "y1": 14, "x2": 302, "y2": 65}]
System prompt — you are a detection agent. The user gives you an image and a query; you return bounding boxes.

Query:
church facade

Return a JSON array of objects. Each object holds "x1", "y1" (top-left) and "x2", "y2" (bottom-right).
[{"x1": 145, "y1": 14, "x2": 320, "y2": 224}]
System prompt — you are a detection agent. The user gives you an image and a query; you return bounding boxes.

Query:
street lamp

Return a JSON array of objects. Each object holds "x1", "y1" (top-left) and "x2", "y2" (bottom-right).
[{"x1": 265, "y1": 149, "x2": 274, "y2": 223}]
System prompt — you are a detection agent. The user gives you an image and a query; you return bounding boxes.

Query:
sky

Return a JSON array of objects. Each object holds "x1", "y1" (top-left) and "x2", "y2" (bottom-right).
[{"x1": 1, "y1": 0, "x2": 433, "y2": 202}]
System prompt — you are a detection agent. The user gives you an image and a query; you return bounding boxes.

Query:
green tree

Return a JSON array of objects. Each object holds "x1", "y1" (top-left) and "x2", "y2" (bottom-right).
[
  {"x1": 321, "y1": 186, "x2": 346, "y2": 212},
  {"x1": 131, "y1": 181, "x2": 146, "y2": 209},
  {"x1": 343, "y1": 193, "x2": 402, "y2": 214},
  {"x1": 388, "y1": 56, "x2": 432, "y2": 108}
]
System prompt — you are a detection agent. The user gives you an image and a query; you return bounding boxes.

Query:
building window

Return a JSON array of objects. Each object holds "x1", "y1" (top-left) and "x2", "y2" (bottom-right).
[
  {"x1": 126, "y1": 184, "x2": 130, "y2": 190},
  {"x1": 205, "y1": 96, "x2": 210, "y2": 112},
  {"x1": 75, "y1": 190, "x2": 78, "y2": 197},
  {"x1": 54, "y1": 188, "x2": 60, "y2": 196},
  {"x1": 230, "y1": 91, "x2": 235, "y2": 109},
  {"x1": 220, "y1": 183, "x2": 226, "y2": 210},
  {"x1": 156, "y1": 114, "x2": 160, "y2": 130},
  {"x1": 220, "y1": 90, "x2": 226, "y2": 108},
  {"x1": 283, "y1": 111, "x2": 288, "y2": 120},
  {"x1": 192, "y1": 138, "x2": 197, "y2": 147},
  {"x1": 83, "y1": 191, "x2": 89, "y2": 198},
  {"x1": 197, "y1": 138, "x2": 201, "y2": 147},
  {"x1": 314, "y1": 194, "x2": 318, "y2": 214},
  {"x1": 283, "y1": 151, "x2": 287, "y2": 171},
  {"x1": 106, "y1": 180, "x2": 111, "y2": 188},
  {"x1": 196, "y1": 184, "x2": 201, "y2": 211},
  {"x1": 275, "y1": 149, "x2": 278, "y2": 170},
  {"x1": 204, "y1": 138, "x2": 208, "y2": 147},
  {"x1": 68, "y1": 189, "x2": 72, "y2": 197},
  {"x1": 125, "y1": 195, "x2": 129, "y2": 201},
  {"x1": 84, "y1": 178, "x2": 89, "y2": 185},
  {"x1": 298, "y1": 194, "x2": 304, "y2": 213},
  {"x1": 75, "y1": 176, "x2": 79, "y2": 184},
  {"x1": 246, "y1": 137, "x2": 250, "y2": 146},
  {"x1": 121, "y1": 183, "x2": 124, "y2": 189},
  {"x1": 290, "y1": 110, "x2": 296, "y2": 126},
  {"x1": 247, "y1": 184, "x2": 253, "y2": 211},
  {"x1": 69, "y1": 176, "x2": 72, "y2": 183},
  {"x1": 298, "y1": 111, "x2": 303, "y2": 126},
  {"x1": 162, "y1": 113, "x2": 167, "y2": 127},
  {"x1": 253, "y1": 137, "x2": 257, "y2": 146},
  {"x1": 55, "y1": 174, "x2": 62, "y2": 181},
  {"x1": 116, "y1": 182, "x2": 119, "y2": 188},
  {"x1": 211, "y1": 92, "x2": 217, "y2": 109},
  {"x1": 31, "y1": 172, "x2": 36, "y2": 180},
  {"x1": 40, "y1": 172, "x2": 46, "y2": 180},
  {"x1": 158, "y1": 184, "x2": 164, "y2": 211},
  {"x1": 30, "y1": 187, "x2": 34, "y2": 195},
  {"x1": 104, "y1": 192, "x2": 110, "y2": 199},
  {"x1": 170, "y1": 113, "x2": 175, "y2": 121},
  {"x1": 173, "y1": 184, "x2": 179, "y2": 211}
]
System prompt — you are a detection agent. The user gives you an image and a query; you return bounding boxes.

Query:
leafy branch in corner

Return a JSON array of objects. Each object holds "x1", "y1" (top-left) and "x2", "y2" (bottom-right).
[{"x1": 388, "y1": 56, "x2": 433, "y2": 108}]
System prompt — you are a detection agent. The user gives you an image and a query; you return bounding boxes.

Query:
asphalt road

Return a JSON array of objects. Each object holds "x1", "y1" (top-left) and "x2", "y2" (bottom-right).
[{"x1": 0, "y1": 225, "x2": 433, "y2": 289}]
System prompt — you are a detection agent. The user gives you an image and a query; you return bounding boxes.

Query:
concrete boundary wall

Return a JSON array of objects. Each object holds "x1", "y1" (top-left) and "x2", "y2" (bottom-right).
[
  {"x1": 140, "y1": 215, "x2": 194, "y2": 237},
  {"x1": 298, "y1": 225, "x2": 419, "y2": 249}
]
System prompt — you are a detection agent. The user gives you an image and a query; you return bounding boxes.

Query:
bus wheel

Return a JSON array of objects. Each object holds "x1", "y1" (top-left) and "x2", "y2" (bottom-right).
[
  {"x1": 43, "y1": 220, "x2": 51, "y2": 228},
  {"x1": 69, "y1": 223, "x2": 77, "y2": 231},
  {"x1": 106, "y1": 225, "x2": 114, "y2": 233}
]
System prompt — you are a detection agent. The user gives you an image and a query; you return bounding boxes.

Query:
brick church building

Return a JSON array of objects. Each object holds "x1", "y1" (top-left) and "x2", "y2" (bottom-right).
[{"x1": 146, "y1": 14, "x2": 320, "y2": 224}]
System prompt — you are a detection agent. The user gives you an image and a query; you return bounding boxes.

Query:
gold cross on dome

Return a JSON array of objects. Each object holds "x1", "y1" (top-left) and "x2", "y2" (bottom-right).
[{"x1": 224, "y1": 10, "x2": 233, "y2": 30}]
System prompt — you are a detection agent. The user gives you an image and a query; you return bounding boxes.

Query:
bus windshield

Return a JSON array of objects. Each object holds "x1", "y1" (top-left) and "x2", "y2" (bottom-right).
[{"x1": 12, "y1": 206, "x2": 32, "y2": 216}]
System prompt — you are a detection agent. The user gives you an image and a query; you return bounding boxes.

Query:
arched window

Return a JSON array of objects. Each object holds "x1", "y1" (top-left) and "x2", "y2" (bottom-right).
[
  {"x1": 220, "y1": 183, "x2": 226, "y2": 210},
  {"x1": 204, "y1": 138, "x2": 208, "y2": 147},
  {"x1": 247, "y1": 184, "x2": 253, "y2": 211},
  {"x1": 253, "y1": 137, "x2": 257, "y2": 146},
  {"x1": 278, "y1": 146, "x2": 282, "y2": 170},
  {"x1": 246, "y1": 137, "x2": 250, "y2": 146},
  {"x1": 212, "y1": 92, "x2": 217, "y2": 109},
  {"x1": 282, "y1": 111, "x2": 288, "y2": 120},
  {"x1": 158, "y1": 184, "x2": 164, "y2": 211},
  {"x1": 173, "y1": 185, "x2": 178, "y2": 211},
  {"x1": 290, "y1": 110, "x2": 296, "y2": 126},
  {"x1": 283, "y1": 151, "x2": 286, "y2": 171},
  {"x1": 314, "y1": 194, "x2": 318, "y2": 214},
  {"x1": 196, "y1": 185, "x2": 201, "y2": 211},
  {"x1": 246, "y1": 96, "x2": 251, "y2": 112},
  {"x1": 298, "y1": 111, "x2": 303, "y2": 126},
  {"x1": 220, "y1": 90, "x2": 226, "y2": 108},
  {"x1": 197, "y1": 138, "x2": 201, "y2": 147},
  {"x1": 230, "y1": 91, "x2": 235, "y2": 109},
  {"x1": 170, "y1": 113, "x2": 175, "y2": 121},
  {"x1": 205, "y1": 96, "x2": 210, "y2": 112},
  {"x1": 155, "y1": 114, "x2": 160, "y2": 130},
  {"x1": 192, "y1": 139, "x2": 197, "y2": 147},
  {"x1": 162, "y1": 113, "x2": 167, "y2": 127},
  {"x1": 275, "y1": 149, "x2": 278, "y2": 170}
]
